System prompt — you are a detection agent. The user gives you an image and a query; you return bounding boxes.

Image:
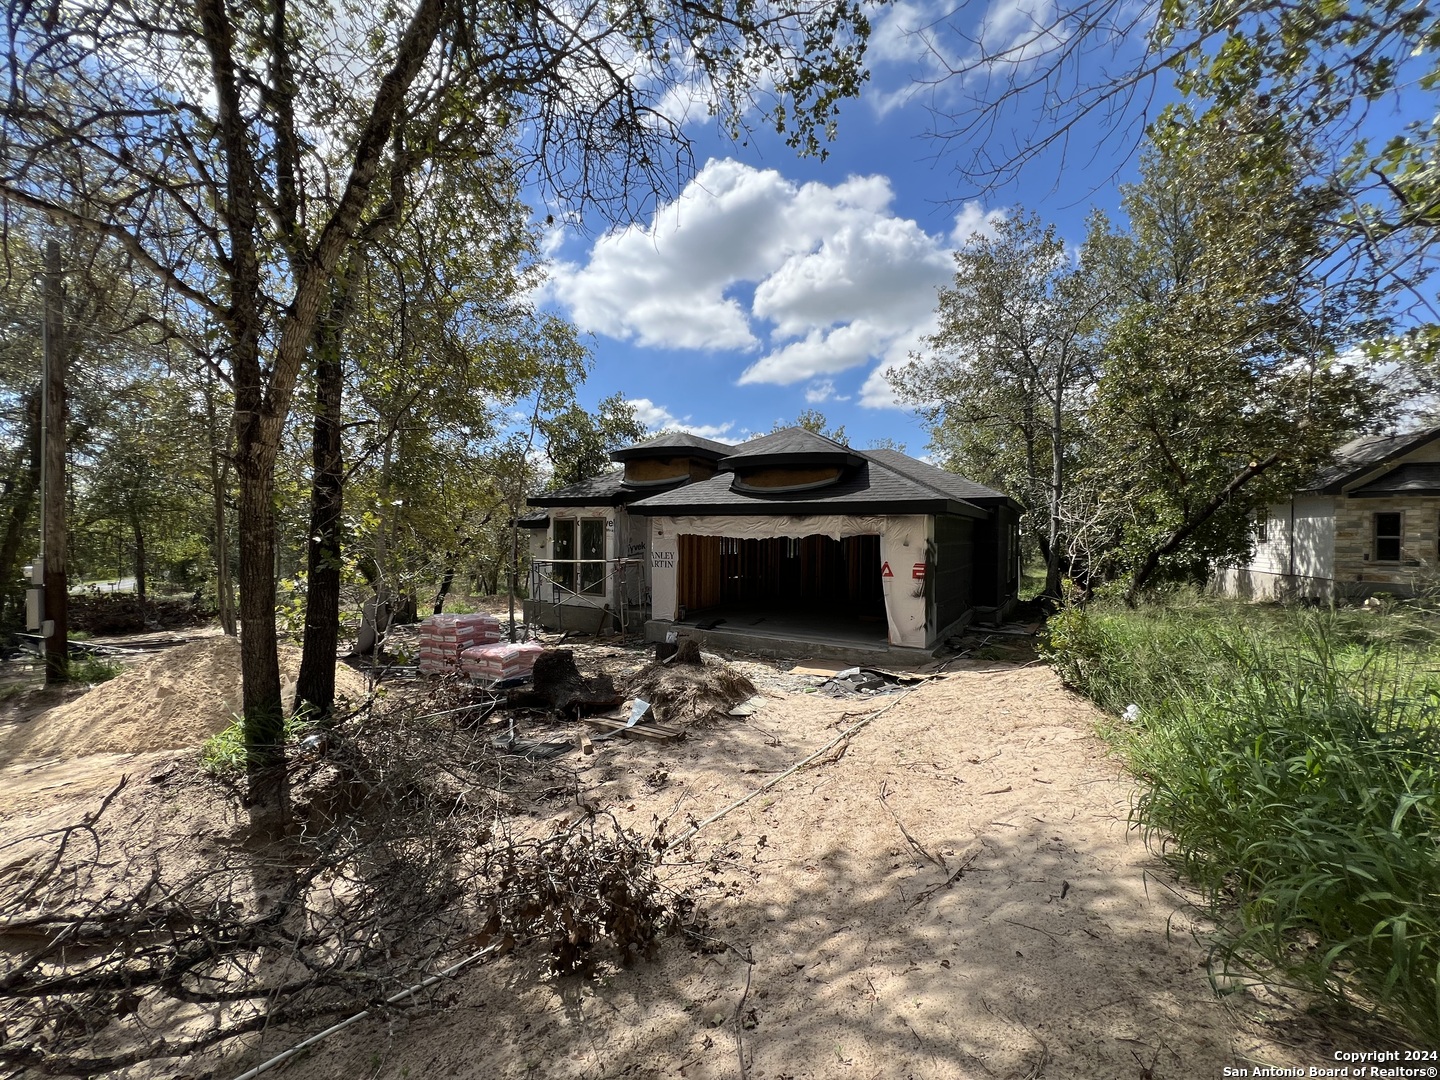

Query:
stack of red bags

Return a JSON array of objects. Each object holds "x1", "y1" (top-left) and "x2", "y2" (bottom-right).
[
  {"x1": 417, "y1": 613, "x2": 502, "y2": 675},
  {"x1": 459, "y1": 641, "x2": 544, "y2": 683}
]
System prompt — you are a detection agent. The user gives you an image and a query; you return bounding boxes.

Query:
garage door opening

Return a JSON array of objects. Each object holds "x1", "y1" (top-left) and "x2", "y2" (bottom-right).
[{"x1": 674, "y1": 534, "x2": 887, "y2": 645}]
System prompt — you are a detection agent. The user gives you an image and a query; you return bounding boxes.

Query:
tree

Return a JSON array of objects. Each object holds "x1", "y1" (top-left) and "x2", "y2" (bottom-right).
[
  {"x1": 891, "y1": 212, "x2": 1106, "y2": 598},
  {"x1": 923, "y1": 0, "x2": 1440, "y2": 307},
  {"x1": 1080, "y1": 107, "x2": 1384, "y2": 597},
  {"x1": 1, "y1": 0, "x2": 873, "y2": 828},
  {"x1": 771, "y1": 409, "x2": 848, "y2": 444},
  {"x1": 542, "y1": 393, "x2": 647, "y2": 487}
]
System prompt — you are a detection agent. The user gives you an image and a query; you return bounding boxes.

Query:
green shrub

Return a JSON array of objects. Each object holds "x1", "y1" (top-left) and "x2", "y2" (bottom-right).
[
  {"x1": 69, "y1": 654, "x2": 125, "y2": 684},
  {"x1": 201, "y1": 709, "x2": 317, "y2": 775},
  {"x1": 1046, "y1": 594, "x2": 1440, "y2": 1042}
]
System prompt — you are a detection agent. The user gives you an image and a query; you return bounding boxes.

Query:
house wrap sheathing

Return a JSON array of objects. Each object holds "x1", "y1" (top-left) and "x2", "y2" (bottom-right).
[{"x1": 522, "y1": 428, "x2": 1022, "y2": 653}]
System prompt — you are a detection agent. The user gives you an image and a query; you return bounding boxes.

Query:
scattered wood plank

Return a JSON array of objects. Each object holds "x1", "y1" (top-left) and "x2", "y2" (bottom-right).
[
  {"x1": 581, "y1": 715, "x2": 682, "y2": 742},
  {"x1": 789, "y1": 661, "x2": 850, "y2": 677}
]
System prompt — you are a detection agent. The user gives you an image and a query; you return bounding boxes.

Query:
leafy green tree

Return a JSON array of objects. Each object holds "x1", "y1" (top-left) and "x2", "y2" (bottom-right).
[
  {"x1": 926, "y1": 0, "x2": 1439, "y2": 316},
  {"x1": 2, "y1": 0, "x2": 874, "y2": 829},
  {"x1": 1081, "y1": 107, "x2": 1385, "y2": 597},
  {"x1": 541, "y1": 393, "x2": 647, "y2": 487},
  {"x1": 891, "y1": 212, "x2": 1107, "y2": 597},
  {"x1": 770, "y1": 409, "x2": 848, "y2": 444}
]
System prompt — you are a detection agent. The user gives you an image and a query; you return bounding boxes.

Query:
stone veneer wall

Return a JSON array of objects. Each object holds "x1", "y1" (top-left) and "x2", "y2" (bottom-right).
[{"x1": 1333, "y1": 497, "x2": 1440, "y2": 594}]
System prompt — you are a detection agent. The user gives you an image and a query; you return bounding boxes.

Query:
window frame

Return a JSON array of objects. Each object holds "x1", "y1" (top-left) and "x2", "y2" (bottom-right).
[
  {"x1": 1374, "y1": 511, "x2": 1403, "y2": 563},
  {"x1": 549, "y1": 516, "x2": 607, "y2": 597}
]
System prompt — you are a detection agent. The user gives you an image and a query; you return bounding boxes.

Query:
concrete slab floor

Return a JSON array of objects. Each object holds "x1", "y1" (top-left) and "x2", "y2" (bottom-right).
[{"x1": 645, "y1": 608, "x2": 937, "y2": 666}]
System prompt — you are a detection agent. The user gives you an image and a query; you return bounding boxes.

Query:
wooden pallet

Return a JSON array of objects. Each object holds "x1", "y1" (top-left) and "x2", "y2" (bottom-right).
[{"x1": 581, "y1": 715, "x2": 683, "y2": 742}]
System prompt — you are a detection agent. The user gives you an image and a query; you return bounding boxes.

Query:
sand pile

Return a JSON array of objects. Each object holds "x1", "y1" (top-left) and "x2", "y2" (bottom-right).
[{"x1": 13, "y1": 637, "x2": 367, "y2": 761}]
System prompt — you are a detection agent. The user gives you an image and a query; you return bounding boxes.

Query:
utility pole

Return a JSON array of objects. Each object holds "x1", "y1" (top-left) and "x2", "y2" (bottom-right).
[{"x1": 41, "y1": 239, "x2": 68, "y2": 685}]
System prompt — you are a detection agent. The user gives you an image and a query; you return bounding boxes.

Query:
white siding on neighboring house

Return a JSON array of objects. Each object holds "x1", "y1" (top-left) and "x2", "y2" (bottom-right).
[
  {"x1": 1292, "y1": 497, "x2": 1335, "y2": 580},
  {"x1": 1215, "y1": 497, "x2": 1337, "y2": 600},
  {"x1": 1248, "y1": 503, "x2": 1289, "y2": 576}
]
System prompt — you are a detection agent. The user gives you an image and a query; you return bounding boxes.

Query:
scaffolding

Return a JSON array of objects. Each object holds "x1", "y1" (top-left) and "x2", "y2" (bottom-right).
[{"x1": 526, "y1": 557, "x2": 645, "y2": 636}]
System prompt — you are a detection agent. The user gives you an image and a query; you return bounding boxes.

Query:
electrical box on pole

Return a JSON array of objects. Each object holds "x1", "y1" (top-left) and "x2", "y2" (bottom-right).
[{"x1": 23, "y1": 558, "x2": 47, "y2": 635}]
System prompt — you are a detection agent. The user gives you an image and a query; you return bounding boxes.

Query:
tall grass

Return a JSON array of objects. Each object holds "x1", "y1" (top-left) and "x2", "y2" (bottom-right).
[{"x1": 1043, "y1": 595, "x2": 1440, "y2": 1043}]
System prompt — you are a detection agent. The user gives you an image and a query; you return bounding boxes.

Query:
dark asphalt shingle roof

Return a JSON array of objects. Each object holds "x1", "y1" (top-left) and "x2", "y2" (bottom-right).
[
  {"x1": 861, "y1": 448, "x2": 1011, "y2": 502},
  {"x1": 1305, "y1": 425, "x2": 1440, "y2": 493},
  {"x1": 1350, "y1": 462, "x2": 1440, "y2": 497},
  {"x1": 528, "y1": 470, "x2": 629, "y2": 507},
  {"x1": 722, "y1": 427, "x2": 852, "y2": 460},
  {"x1": 532, "y1": 428, "x2": 1014, "y2": 517},
  {"x1": 610, "y1": 431, "x2": 734, "y2": 461},
  {"x1": 627, "y1": 453, "x2": 986, "y2": 518}
]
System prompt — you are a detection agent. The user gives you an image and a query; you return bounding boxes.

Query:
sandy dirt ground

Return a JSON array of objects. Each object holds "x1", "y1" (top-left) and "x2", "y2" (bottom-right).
[{"x1": 0, "y1": 643, "x2": 1350, "y2": 1079}]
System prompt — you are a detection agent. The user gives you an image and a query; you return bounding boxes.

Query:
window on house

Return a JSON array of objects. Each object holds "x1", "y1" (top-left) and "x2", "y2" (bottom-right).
[
  {"x1": 551, "y1": 519, "x2": 576, "y2": 593},
  {"x1": 1374, "y1": 512, "x2": 1402, "y2": 563},
  {"x1": 579, "y1": 518, "x2": 606, "y2": 594},
  {"x1": 549, "y1": 518, "x2": 607, "y2": 595},
  {"x1": 1255, "y1": 513, "x2": 1268, "y2": 544}
]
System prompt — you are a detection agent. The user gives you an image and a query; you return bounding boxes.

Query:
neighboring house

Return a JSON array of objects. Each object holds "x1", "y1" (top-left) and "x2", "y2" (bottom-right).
[
  {"x1": 521, "y1": 428, "x2": 1022, "y2": 658},
  {"x1": 1216, "y1": 424, "x2": 1440, "y2": 601}
]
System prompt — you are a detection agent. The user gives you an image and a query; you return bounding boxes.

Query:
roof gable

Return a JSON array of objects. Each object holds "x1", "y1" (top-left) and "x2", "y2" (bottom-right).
[{"x1": 1306, "y1": 424, "x2": 1440, "y2": 494}]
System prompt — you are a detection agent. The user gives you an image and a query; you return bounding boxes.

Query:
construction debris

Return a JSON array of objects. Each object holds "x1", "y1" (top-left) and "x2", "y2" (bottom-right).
[
  {"x1": 582, "y1": 713, "x2": 683, "y2": 742},
  {"x1": 624, "y1": 648, "x2": 757, "y2": 724},
  {"x1": 821, "y1": 667, "x2": 925, "y2": 698}
]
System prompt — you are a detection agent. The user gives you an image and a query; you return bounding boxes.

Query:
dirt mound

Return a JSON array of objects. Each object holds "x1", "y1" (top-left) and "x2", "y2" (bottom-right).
[
  {"x1": 622, "y1": 652, "x2": 757, "y2": 724},
  {"x1": 11, "y1": 637, "x2": 366, "y2": 761}
]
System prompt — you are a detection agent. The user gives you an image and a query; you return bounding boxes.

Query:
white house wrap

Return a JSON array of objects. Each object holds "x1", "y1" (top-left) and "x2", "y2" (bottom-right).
[{"x1": 521, "y1": 428, "x2": 1022, "y2": 654}]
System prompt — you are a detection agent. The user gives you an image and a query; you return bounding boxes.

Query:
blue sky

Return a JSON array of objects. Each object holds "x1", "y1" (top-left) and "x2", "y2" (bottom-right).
[{"x1": 532, "y1": 2, "x2": 1163, "y2": 453}]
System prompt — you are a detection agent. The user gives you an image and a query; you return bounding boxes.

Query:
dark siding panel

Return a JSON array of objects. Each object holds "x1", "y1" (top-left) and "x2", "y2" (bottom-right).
[{"x1": 932, "y1": 514, "x2": 973, "y2": 630}]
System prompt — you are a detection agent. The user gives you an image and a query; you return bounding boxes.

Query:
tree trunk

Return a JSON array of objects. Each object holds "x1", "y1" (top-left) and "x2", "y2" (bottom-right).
[
  {"x1": 1126, "y1": 452, "x2": 1281, "y2": 603},
  {"x1": 295, "y1": 288, "x2": 349, "y2": 720},
  {"x1": 236, "y1": 453, "x2": 289, "y2": 831},
  {"x1": 204, "y1": 364, "x2": 236, "y2": 635},
  {"x1": 132, "y1": 518, "x2": 147, "y2": 602},
  {"x1": 355, "y1": 434, "x2": 394, "y2": 658},
  {"x1": 0, "y1": 391, "x2": 42, "y2": 624},
  {"x1": 41, "y1": 238, "x2": 67, "y2": 687},
  {"x1": 432, "y1": 562, "x2": 455, "y2": 615},
  {"x1": 1044, "y1": 365, "x2": 1064, "y2": 599}
]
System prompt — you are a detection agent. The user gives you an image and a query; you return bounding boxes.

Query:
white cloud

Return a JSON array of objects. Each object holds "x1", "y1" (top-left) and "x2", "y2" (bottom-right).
[
  {"x1": 950, "y1": 201, "x2": 1007, "y2": 246},
  {"x1": 859, "y1": 365, "x2": 906, "y2": 409},
  {"x1": 546, "y1": 158, "x2": 1005, "y2": 392},
  {"x1": 863, "y1": 0, "x2": 1076, "y2": 117},
  {"x1": 804, "y1": 379, "x2": 849, "y2": 403},
  {"x1": 626, "y1": 397, "x2": 734, "y2": 441},
  {"x1": 740, "y1": 321, "x2": 888, "y2": 386}
]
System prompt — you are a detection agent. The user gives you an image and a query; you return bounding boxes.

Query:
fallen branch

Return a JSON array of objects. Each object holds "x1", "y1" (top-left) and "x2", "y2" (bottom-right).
[
  {"x1": 878, "y1": 781, "x2": 947, "y2": 873},
  {"x1": 908, "y1": 849, "x2": 981, "y2": 909}
]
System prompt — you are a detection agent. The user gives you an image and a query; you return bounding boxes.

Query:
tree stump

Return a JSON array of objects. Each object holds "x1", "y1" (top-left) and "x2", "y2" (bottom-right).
[{"x1": 506, "y1": 649, "x2": 622, "y2": 718}]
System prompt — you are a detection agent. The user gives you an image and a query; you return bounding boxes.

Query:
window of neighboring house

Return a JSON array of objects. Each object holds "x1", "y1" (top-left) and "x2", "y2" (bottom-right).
[
  {"x1": 1256, "y1": 513, "x2": 1268, "y2": 544},
  {"x1": 550, "y1": 517, "x2": 607, "y2": 596},
  {"x1": 1374, "y1": 512, "x2": 1403, "y2": 562}
]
